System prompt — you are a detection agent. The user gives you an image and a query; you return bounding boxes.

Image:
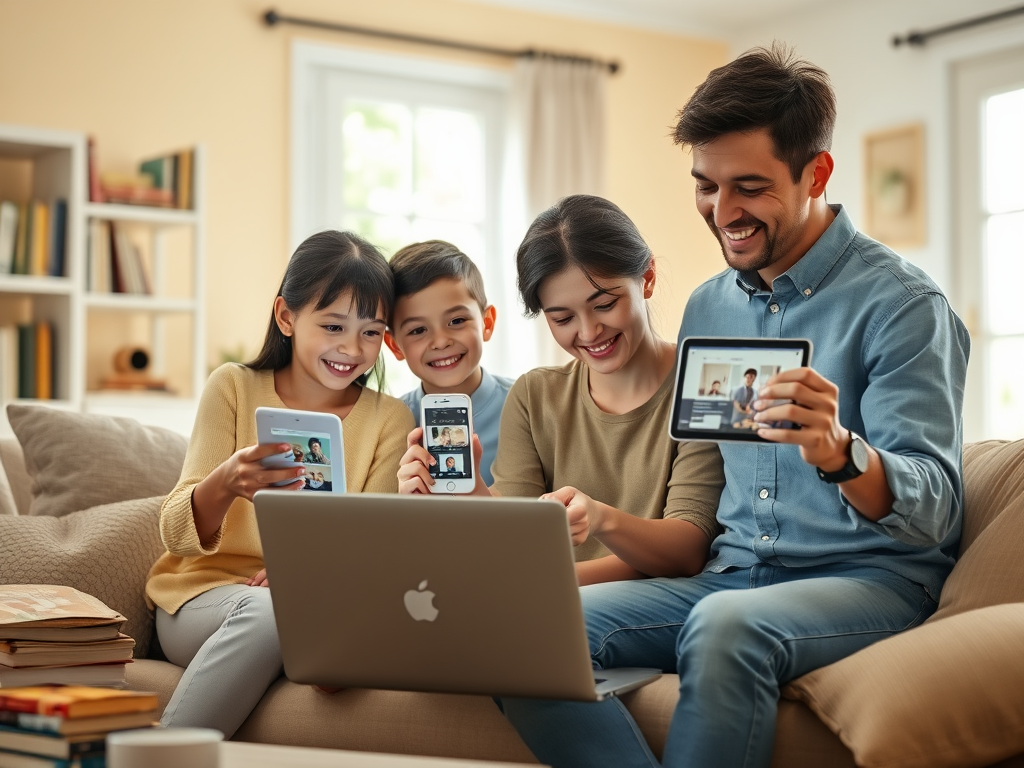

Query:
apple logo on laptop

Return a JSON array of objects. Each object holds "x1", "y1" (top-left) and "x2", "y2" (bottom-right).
[{"x1": 404, "y1": 580, "x2": 439, "y2": 622}]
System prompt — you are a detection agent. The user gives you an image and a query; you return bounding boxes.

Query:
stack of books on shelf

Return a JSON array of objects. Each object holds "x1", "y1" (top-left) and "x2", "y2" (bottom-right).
[
  {"x1": 0, "y1": 686, "x2": 159, "y2": 768},
  {"x1": 0, "y1": 199, "x2": 67, "y2": 278},
  {"x1": 0, "y1": 300, "x2": 56, "y2": 403},
  {"x1": 87, "y1": 139, "x2": 194, "y2": 210},
  {"x1": 0, "y1": 587, "x2": 135, "y2": 690},
  {"x1": 85, "y1": 223, "x2": 151, "y2": 295}
]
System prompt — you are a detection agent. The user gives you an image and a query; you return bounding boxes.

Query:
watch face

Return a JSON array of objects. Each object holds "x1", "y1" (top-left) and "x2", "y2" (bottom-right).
[{"x1": 850, "y1": 433, "x2": 869, "y2": 473}]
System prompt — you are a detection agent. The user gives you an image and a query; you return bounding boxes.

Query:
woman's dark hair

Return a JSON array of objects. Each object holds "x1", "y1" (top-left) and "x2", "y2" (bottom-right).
[
  {"x1": 246, "y1": 230, "x2": 394, "y2": 387},
  {"x1": 516, "y1": 195, "x2": 653, "y2": 317},
  {"x1": 673, "y1": 43, "x2": 835, "y2": 182}
]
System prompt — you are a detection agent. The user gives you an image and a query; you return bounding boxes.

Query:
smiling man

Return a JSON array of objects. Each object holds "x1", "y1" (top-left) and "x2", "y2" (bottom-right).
[{"x1": 500, "y1": 44, "x2": 971, "y2": 768}]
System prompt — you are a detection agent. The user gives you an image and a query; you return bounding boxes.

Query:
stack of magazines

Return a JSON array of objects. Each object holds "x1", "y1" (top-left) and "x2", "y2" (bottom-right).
[
  {"x1": 0, "y1": 685, "x2": 159, "y2": 768},
  {"x1": 0, "y1": 587, "x2": 135, "y2": 689}
]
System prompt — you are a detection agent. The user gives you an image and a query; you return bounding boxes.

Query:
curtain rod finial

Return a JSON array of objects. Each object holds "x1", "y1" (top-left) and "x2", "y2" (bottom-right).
[{"x1": 264, "y1": 9, "x2": 280, "y2": 26}]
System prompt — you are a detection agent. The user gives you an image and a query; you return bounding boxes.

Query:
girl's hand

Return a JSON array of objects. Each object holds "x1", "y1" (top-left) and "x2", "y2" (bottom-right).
[
  {"x1": 397, "y1": 428, "x2": 436, "y2": 494},
  {"x1": 543, "y1": 486, "x2": 607, "y2": 546},
  {"x1": 222, "y1": 442, "x2": 306, "y2": 502},
  {"x1": 246, "y1": 569, "x2": 269, "y2": 587}
]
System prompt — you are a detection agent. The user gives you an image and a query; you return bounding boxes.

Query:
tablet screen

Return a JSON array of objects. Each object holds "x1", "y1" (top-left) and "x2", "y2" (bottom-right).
[
  {"x1": 268, "y1": 426, "x2": 337, "y2": 491},
  {"x1": 670, "y1": 337, "x2": 812, "y2": 442}
]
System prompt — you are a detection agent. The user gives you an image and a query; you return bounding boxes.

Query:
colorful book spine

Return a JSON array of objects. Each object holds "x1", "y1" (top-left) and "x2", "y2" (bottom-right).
[
  {"x1": 16, "y1": 324, "x2": 35, "y2": 399},
  {"x1": 48, "y1": 200, "x2": 67, "y2": 278},
  {"x1": 0, "y1": 201, "x2": 17, "y2": 274}
]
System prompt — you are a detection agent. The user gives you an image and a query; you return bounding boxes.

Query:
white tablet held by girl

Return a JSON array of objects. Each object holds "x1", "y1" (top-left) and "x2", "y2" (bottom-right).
[{"x1": 256, "y1": 406, "x2": 345, "y2": 493}]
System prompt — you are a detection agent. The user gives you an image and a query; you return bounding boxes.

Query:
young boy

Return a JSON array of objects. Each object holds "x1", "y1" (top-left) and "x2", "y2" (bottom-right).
[{"x1": 385, "y1": 240, "x2": 515, "y2": 486}]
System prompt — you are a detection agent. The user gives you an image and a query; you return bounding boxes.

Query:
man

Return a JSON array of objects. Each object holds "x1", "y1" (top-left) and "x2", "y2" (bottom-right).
[
  {"x1": 500, "y1": 44, "x2": 969, "y2": 768},
  {"x1": 730, "y1": 368, "x2": 758, "y2": 424}
]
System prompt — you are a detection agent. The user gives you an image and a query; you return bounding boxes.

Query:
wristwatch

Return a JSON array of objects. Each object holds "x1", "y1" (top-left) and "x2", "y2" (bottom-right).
[{"x1": 816, "y1": 432, "x2": 869, "y2": 483}]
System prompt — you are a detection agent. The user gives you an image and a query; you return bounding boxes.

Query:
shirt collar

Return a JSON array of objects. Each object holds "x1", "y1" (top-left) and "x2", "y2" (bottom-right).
[{"x1": 734, "y1": 204, "x2": 856, "y2": 299}]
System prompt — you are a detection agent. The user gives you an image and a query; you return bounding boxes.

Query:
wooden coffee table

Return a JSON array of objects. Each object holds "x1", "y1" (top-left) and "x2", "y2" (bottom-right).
[{"x1": 220, "y1": 741, "x2": 541, "y2": 767}]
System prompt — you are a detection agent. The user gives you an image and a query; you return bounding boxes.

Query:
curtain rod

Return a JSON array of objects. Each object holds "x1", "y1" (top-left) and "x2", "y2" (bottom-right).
[
  {"x1": 263, "y1": 9, "x2": 621, "y2": 74},
  {"x1": 892, "y1": 3, "x2": 1024, "y2": 46}
]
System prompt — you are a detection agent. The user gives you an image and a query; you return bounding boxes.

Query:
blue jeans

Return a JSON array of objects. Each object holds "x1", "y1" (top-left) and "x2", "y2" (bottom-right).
[{"x1": 500, "y1": 563, "x2": 935, "y2": 768}]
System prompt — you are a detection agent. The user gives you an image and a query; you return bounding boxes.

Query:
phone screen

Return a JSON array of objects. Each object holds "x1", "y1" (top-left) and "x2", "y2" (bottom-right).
[
  {"x1": 422, "y1": 407, "x2": 473, "y2": 481},
  {"x1": 268, "y1": 427, "x2": 337, "y2": 492}
]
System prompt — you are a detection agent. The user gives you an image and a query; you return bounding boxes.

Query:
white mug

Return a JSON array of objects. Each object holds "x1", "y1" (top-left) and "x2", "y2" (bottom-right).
[{"x1": 107, "y1": 727, "x2": 224, "y2": 768}]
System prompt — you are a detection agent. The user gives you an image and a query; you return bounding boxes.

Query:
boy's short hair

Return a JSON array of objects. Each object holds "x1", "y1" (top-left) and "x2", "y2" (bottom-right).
[{"x1": 389, "y1": 240, "x2": 488, "y2": 312}]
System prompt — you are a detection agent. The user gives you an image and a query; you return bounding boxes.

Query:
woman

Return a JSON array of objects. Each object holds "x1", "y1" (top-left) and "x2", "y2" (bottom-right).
[{"x1": 399, "y1": 195, "x2": 724, "y2": 585}]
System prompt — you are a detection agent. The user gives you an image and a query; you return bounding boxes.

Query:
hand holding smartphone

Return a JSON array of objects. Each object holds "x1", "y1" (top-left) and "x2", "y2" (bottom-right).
[{"x1": 420, "y1": 394, "x2": 475, "y2": 494}]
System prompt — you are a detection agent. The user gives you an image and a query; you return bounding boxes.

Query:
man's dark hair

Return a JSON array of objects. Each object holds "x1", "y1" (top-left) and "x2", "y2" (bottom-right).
[
  {"x1": 389, "y1": 240, "x2": 488, "y2": 315},
  {"x1": 308, "y1": 437, "x2": 321, "y2": 450},
  {"x1": 673, "y1": 43, "x2": 836, "y2": 182},
  {"x1": 745, "y1": 368, "x2": 758, "y2": 378}
]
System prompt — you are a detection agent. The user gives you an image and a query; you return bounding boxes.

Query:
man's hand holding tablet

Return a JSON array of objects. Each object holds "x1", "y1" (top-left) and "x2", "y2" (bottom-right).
[{"x1": 669, "y1": 337, "x2": 813, "y2": 443}]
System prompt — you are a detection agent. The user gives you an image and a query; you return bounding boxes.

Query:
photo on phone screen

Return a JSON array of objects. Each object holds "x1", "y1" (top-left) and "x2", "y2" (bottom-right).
[{"x1": 423, "y1": 407, "x2": 473, "y2": 481}]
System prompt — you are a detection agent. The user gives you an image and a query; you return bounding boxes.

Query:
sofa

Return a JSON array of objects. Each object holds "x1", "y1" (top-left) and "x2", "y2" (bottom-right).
[{"x1": 1, "y1": 402, "x2": 1023, "y2": 768}]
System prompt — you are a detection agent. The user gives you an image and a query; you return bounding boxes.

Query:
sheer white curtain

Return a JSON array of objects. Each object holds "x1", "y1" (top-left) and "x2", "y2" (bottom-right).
[{"x1": 498, "y1": 55, "x2": 608, "y2": 372}]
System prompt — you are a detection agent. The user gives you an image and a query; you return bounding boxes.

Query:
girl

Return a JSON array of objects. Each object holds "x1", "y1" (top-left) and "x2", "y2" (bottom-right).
[
  {"x1": 146, "y1": 230, "x2": 414, "y2": 737},
  {"x1": 399, "y1": 195, "x2": 724, "y2": 585}
]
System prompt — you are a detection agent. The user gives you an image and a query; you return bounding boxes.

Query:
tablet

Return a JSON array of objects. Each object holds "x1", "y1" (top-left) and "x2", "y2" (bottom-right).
[
  {"x1": 669, "y1": 337, "x2": 813, "y2": 443},
  {"x1": 255, "y1": 407, "x2": 346, "y2": 493}
]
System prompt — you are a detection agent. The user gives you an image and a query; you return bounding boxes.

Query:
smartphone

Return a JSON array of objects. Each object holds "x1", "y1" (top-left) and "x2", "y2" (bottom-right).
[
  {"x1": 255, "y1": 406, "x2": 346, "y2": 493},
  {"x1": 420, "y1": 394, "x2": 475, "y2": 494}
]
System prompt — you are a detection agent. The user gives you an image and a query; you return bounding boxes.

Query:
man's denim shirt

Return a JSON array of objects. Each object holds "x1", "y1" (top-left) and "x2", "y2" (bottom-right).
[{"x1": 680, "y1": 205, "x2": 970, "y2": 600}]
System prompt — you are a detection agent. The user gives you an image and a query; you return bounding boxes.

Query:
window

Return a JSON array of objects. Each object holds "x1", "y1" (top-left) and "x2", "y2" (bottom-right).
[
  {"x1": 953, "y1": 46, "x2": 1024, "y2": 440},
  {"x1": 292, "y1": 42, "x2": 512, "y2": 395}
]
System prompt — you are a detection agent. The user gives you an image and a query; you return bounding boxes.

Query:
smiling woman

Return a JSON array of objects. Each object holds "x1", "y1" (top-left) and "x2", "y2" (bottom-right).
[{"x1": 485, "y1": 195, "x2": 724, "y2": 586}]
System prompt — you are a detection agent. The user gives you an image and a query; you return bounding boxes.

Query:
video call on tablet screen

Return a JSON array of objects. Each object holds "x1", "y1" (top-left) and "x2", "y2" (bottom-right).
[
  {"x1": 670, "y1": 337, "x2": 812, "y2": 443},
  {"x1": 269, "y1": 427, "x2": 337, "y2": 491}
]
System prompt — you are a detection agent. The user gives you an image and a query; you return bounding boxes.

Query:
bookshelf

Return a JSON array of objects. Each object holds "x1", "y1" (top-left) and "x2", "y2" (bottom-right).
[{"x1": 0, "y1": 123, "x2": 205, "y2": 437}]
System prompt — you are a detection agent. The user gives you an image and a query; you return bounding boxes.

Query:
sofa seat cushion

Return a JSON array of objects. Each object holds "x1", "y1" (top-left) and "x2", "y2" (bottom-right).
[
  {"x1": 124, "y1": 658, "x2": 184, "y2": 716},
  {"x1": 7, "y1": 404, "x2": 187, "y2": 517},
  {"x1": 0, "y1": 496, "x2": 165, "y2": 656},
  {"x1": 0, "y1": 437, "x2": 27, "y2": 516},
  {"x1": 784, "y1": 602, "x2": 1024, "y2": 768}
]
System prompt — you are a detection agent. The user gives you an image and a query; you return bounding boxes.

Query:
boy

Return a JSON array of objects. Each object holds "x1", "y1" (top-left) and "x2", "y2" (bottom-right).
[{"x1": 385, "y1": 240, "x2": 514, "y2": 485}]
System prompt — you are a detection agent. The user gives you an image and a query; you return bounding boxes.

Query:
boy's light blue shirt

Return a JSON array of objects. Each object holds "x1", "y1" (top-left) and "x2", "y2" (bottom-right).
[
  {"x1": 681, "y1": 205, "x2": 970, "y2": 601},
  {"x1": 400, "y1": 368, "x2": 515, "y2": 486}
]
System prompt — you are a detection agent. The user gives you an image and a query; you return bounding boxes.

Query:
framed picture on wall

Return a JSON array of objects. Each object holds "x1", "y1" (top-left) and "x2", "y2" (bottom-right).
[{"x1": 862, "y1": 123, "x2": 926, "y2": 249}]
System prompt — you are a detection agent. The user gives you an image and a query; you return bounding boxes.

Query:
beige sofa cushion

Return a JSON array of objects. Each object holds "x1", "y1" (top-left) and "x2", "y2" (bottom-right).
[
  {"x1": 782, "y1": 438, "x2": 1024, "y2": 768},
  {"x1": 6, "y1": 404, "x2": 187, "y2": 517},
  {"x1": 784, "y1": 603, "x2": 1024, "y2": 768},
  {"x1": 0, "y1": 496, "x2": 166, "y2": 656}
]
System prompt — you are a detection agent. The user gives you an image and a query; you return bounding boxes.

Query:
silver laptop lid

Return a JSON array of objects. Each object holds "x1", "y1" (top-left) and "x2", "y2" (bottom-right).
[{"x1": 254, "y1": 492, "x2": 601, "y2": 701}]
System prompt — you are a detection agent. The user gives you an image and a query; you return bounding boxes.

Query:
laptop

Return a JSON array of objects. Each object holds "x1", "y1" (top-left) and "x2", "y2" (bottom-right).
[{"x1": 253, "y1": 491, "x2": 662, "y2": 701}]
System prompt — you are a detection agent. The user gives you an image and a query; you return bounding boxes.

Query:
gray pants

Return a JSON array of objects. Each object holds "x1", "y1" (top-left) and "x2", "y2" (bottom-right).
[{"x1": 156, "y1": 584, "x2": 283, "y2": 738}]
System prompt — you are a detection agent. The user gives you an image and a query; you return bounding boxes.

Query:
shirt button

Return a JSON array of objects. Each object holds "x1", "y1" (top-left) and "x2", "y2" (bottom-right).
[
  {"x1": 769, "y1": 303, "x2": 780, "y2": 314},
  {"x1": 803, "y1": 288, "x2": 813, "y2": 297},
  {"x1": 761, "y1": 535, "x2": 770, "y2": 541},
  {"x1": 759, "y1": 488, "x2": 769, "y2": 499}
]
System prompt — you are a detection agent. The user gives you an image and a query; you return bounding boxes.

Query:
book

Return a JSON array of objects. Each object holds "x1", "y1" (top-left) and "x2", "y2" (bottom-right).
[
  {"x1": 12, "y1": 204, "x2": 28, "y2": 276},
  {"x1": 139, "y1": 149, "x2": 193, "y2": 209},
  {"x1": 16, "y1": 325, "x2": 35, "y2": 399},
  {"x1": 0, "y1": 663, "x2": 126, "y2": 690},
  {"x1": 33, "y1": 323, "x2": 52, "y2": 401},
  {"x1": 0, "y1": 626, "x2": 121, "y2": 645},
  {"x1": 0, "y1": 202, "x2": 17, "y2": 274},
  {"x1": 0, "y1": 710, "x2": 155, "y2": 737},
  {"x1": 176, "y1": 149, "x2": 193, "y2": 210},
  {"x1": 48, "y1": 201, "x2": 67, "y2": 278},
  {"x1": 0, "y1": 636, "x2": 134, "y2": 668},
  {"x1": 29, "y1": 202, "x2": 48, "y2": 277},
  {"x1": 0, "y1": 725, "x2": 105, "y2": 760},
  {"x1": 0, "y1": 751, "x2": 105, "y2": 768},
  {"x1": 86, "y1": 222, "x2": 110, "y2": 293},
  {"x1": 0, "y1": 687, "x2": 158, "y2": 719},
  {"x1": 0, "y1": 587, "x2": 126, "y2": 637},
  {"x1": 0, "y1": 326, "x2": 17, "y2": 403}
]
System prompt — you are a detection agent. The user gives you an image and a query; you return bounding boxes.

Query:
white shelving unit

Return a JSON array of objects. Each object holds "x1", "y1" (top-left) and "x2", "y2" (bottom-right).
[{"x1": 0, "y1": 123, "x2": 205, "y2": 437}]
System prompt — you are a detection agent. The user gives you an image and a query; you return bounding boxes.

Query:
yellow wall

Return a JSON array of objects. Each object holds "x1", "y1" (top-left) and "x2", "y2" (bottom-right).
[{"x1": 0, "y1": 0, "x2": 726, "y2": 373}]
